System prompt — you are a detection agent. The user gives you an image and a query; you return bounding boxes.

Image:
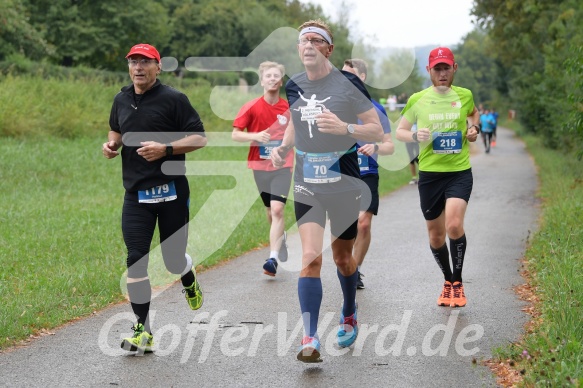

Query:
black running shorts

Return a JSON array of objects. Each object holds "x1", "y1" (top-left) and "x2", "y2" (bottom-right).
[
  {"x1": 293, "y1": 185, "x2": 360, "y2": 240},
  {"x1": 418, "y1": 168, "x2": 473, "y2": 220},
  {"x1": 359, "y1": 174, "x2": 379, "y2": 215},
  {"x1": 253, "y1": 168, "x2": 292, "y2": 207}
]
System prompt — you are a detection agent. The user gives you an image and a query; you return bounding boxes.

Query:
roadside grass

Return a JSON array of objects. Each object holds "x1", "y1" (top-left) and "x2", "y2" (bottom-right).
[
  {"x1": 489, "y1": 119, "x2": 583, "y2": 386},
  {"x1": 0, "y1": 75, "x2": 116, "y2": 138},
  {"x1": 0, "y1": 137, "x2": 127, "y2": 348},
  {"x1": 0, "y1": 72, "x2": 227, "y2": 139}
]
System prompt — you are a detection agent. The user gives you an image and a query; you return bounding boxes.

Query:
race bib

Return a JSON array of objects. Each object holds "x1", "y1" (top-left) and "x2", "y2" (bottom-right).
[
  {"x1": 302, "y1": 151, "x2": 341, "y2": 184},
  {"x1": 432, "y1": 131, "x2": 462, "y2": 154},
  {"x1": 259, "y1": 140, "x2": 282, "y2": 160},
  {"x1": 138, "y1": 181, "x2": 177, "y2": 203},
  {"x1": 357, "y1": 152, "x2": 369, "y2": 172}
]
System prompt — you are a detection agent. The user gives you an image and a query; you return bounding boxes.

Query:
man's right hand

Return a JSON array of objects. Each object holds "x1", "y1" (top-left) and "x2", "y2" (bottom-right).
[
  {"x1": 270, "y1": 146, "x2": 288, "y2": 168},
  {"x1": 102, "y1": 140, "x2": 119, "y2": 159},
  {"x1": 255, "y1": 130, "x2": 271, "y2": 143},
  {"x1": 415, "y1": 128, "x2": 431, "y2": 142}
]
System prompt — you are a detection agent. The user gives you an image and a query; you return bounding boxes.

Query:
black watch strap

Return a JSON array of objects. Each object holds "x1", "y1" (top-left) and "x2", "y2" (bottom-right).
[{"x1": 166, "y1": 143, "x2": 173, "y2": 156}]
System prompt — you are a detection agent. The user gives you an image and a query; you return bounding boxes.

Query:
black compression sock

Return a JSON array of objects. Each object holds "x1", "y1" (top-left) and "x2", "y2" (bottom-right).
[
  {"x1": 127, "y1": 279, "x2": 152, "y2": 333},
  {"x1": 431, "y1": 243, "x2": 453, "y2": 281},
  {"x1": 181, "y1": 270, "x2": 195, "y2": 287},
  {"x1": 450, "y1": 234, "x2": 467, "y2": 283}
]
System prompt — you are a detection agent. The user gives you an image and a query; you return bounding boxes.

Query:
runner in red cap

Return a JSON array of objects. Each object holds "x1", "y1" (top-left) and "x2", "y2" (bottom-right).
[
  {"x1": 103, "y1": 43, "x2": 207, "y2": 353},
  {"x1": 396, "y1": 46, "x2": 481, "y2": 309}
]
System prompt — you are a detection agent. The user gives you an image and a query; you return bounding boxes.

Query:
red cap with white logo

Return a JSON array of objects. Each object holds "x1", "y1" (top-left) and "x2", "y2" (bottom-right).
[
  {"x1": 125, "y1": 43, "x2": 161, "y2": 62},
  {"x1": 428, "y1": 47, "x2": 455, "y2": 68}
]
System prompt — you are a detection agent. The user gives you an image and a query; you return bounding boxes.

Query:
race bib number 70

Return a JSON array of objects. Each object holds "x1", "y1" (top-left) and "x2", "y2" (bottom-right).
[{"x1": 302, "y1": 152, "x2": 341, "y2": 184}]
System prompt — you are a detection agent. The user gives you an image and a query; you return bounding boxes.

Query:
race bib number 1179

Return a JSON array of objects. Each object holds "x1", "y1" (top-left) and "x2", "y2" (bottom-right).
[{"x1": 138, "y1": 181, "x2": 177, "y2": 203}]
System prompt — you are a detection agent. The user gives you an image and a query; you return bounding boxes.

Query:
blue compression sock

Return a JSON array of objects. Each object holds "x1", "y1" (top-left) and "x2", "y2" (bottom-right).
[
  {"x1": 337, "y1": 269, "x2": 358, "y2": 317},
  {"x1": 298, "y1": 277, "x2": 323, "y2": 338}
]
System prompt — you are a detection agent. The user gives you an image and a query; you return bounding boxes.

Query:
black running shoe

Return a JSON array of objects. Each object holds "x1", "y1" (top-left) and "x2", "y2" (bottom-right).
[
  {"x1": 263, "y1": 258, "x2": 278, "y2": 276},
  {"x1": 356, "y1": 271, "x2": 365, "y2": 289}
]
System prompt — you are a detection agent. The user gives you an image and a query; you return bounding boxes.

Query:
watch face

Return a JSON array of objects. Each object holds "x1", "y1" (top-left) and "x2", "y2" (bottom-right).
[{"x1": 347, "y1": 124, "x2": 355, "y2": 134}]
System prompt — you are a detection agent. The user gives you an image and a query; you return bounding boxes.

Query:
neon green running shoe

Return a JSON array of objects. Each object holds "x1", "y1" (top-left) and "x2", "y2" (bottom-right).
[
  {"x1": 183, "y1": 277, "x2": 204, "y2": 310},
  {"x1": 121, "y1": 323, "x2": 153, "y2": 352}
]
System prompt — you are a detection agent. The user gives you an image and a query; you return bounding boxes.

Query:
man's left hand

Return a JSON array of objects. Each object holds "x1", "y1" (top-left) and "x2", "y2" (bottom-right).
[
  {"x1": 467, "y1": 127, "x2": 479, "y2": 142},
  {"x1": 316, "y1": 110, "x2": 346, "y2": 135},
  {"x1": 357, "y1": 143, "x2": 376, "y2": 156},
  {"x1": 137, "y1": 141, "x2": 165, "y2": 161}
]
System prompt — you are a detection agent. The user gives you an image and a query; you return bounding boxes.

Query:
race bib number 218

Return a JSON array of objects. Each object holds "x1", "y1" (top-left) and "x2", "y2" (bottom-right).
[{"x1": 432, "y1": 131, "x2": 462, "y2": 154}]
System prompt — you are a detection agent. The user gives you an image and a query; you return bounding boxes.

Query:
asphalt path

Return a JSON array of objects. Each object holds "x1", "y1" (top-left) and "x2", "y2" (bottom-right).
[{"x1": 0, "y1": 127, "x2": 539, "y2": 387}]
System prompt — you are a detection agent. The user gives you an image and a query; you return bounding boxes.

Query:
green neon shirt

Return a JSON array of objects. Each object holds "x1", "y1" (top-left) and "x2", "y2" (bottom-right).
[{"x1": 402, "y1": 86, "x2": 475, "y2": 172}]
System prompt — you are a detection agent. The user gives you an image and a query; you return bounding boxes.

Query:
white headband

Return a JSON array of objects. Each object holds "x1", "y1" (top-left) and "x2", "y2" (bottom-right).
[{"x1": 299, "y1": 27, "x2": 332, "y2": 44}]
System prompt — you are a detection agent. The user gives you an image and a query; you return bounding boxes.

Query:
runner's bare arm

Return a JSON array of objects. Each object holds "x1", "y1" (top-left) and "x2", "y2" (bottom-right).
[
  {"x1": 466, "y1": 107, "x2": 480, "y2": 142},
  {"x1": 397, "y1": 117, "x2": 430, "y2": 143},
  {"x1": 232, "y1": 127, "x2": 271, "y2": 143},
  {"x1": 271, "y1": 120, "x2": 295, "y2": 168}
]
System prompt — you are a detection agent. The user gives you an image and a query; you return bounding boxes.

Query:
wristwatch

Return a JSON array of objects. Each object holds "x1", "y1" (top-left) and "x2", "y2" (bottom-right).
[
  {"x1": 346, "y1": 124, "x2": 355, "y2": 135},
  {"x1": 412, "y1": 132, "x2": 420, "y2": 143},
  {"x1": 166, "y1": 143, "x2": 173, "y2": 156}
]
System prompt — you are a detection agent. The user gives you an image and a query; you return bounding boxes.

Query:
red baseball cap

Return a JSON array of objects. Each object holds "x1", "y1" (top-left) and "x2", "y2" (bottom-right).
[
  {"x1": 125, "y1": 43, "x2": 160, "y2": 62},
  {"x1": 428, "y1": 47, "x2": 455, "y2": 68}
]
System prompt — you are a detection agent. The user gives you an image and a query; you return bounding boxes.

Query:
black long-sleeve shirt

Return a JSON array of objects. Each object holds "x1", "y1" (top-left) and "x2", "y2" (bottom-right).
[{"x1": 109, "y1": 80, "x2": 205, "y2": 191}]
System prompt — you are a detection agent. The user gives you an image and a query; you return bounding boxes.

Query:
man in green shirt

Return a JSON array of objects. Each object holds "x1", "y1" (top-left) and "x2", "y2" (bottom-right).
[{"x1": 396, "y1": 47, "x2": 480, "y2": 308}]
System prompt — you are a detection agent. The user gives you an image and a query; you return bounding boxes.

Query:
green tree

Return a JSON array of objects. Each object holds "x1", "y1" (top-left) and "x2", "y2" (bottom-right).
[
  {"x1": 565, "y1": 44, "x2": 583, "y2": 158},
  {"x1": 5, "y1": 0, "x2": 362, "y2": 79},
  {"x1": 283, "y1": 0, "x2": 328, "y2": 31},
  {"x1": 454, "y1": 29, "x2": 499, "y2": 107},
  {"x1": 0, "y1": 0, "x2": 52, "y2": 60},
  {"x1": 472, "y1": 0, "x2": 583, "y2": 152},
  {"x1": 376, "y1": 49, "x2": 425, "y2": 101},
  {"x1": 25, "y1": 0, "x2": 171, "y2": 69},
  {"x1": 171, "y1": 0, "x2": 250, "y2": 59}
]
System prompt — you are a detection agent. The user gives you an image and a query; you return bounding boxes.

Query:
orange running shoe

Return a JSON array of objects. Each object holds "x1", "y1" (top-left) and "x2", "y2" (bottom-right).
[
  {"x1": 450, "y1": 281, "x2": 467, "y2": 307},
  {"x1": 437, "y1": 281, "x2": 453, "y2": 306},
  {"x1": 491, "y1": 141, "x2": 497, "y2": 147}
]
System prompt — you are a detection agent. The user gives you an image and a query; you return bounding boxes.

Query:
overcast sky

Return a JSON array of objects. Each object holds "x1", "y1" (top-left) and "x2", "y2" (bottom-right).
[{"x1": 298, "y1": 0, "x2": 477, "y2": 48}]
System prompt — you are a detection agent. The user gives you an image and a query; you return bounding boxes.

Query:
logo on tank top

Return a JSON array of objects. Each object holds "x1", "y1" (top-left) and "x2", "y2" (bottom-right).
[
  {"x1": 277, "y1": 114, "x2": 287, "y2": 125},
  {"x1": 294, "y1": 91, "x2": 332, "y2": 138}
]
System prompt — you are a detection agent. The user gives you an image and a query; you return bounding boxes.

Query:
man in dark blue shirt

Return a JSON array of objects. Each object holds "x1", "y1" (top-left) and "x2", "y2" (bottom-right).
[{"x1": 342, "y1": 59, "x2": 394, "y2": 290}]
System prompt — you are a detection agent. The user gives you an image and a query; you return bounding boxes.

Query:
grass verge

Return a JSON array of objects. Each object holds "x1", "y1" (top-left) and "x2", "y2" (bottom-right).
[{"x1": 486, "y1": 119, "x2": 583, "y2": 387}]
